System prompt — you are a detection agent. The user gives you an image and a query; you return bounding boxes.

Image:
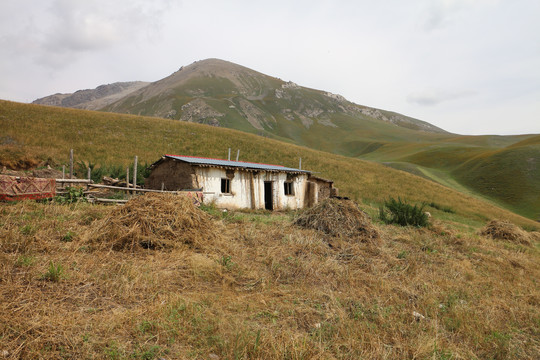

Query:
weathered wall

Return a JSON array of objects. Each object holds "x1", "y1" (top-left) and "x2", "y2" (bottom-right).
[
  {"x1": 147, "y1": 159, "x2": 310, "y2": 210},
  {"x1": 195, "y1": 167, "x2": 309, "y2": 210},
  {"x1": 145, "y1": 158, "x2": 198, "y2": 190},
  {"x1": 309, "y1": 178, "x2": 333, "y2": 202}
]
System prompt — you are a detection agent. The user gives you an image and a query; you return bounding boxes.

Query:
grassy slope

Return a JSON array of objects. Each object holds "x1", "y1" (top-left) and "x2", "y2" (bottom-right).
[
  {"x1": 360, "y1": 137, "x2": 540, "y2": 220},
  {"x1": 0, "y1": 100, "x2": 537, "y2": 230}
]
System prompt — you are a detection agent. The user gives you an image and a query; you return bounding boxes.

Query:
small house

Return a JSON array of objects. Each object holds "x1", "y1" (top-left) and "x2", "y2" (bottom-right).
[{"x1": 145, "y1": 155, "x2": 336, "y2": 210}]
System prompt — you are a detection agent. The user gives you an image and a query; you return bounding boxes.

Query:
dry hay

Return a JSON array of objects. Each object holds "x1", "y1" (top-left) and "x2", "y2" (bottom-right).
[
  {"x1": 480, "y1": 220, "x2": 534, "y2": 246},
  {"x1": 294, "y1": 198, "x2": 379, "y2": 243},
  {"x1": 83, "y1": 193, "x2": 219, "y2": 251}
]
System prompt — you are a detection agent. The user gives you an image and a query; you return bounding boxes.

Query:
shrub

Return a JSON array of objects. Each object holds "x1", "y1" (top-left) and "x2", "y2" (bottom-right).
[
  {"x1": 425, "y1": 201, "x2": 455, "y2": 214},
  {"x1": 379, "y1": 197, "x2": 429, "y2": 227},
  {"x1": 55, "y1": 186, "x2": 87, "y2": 204}
]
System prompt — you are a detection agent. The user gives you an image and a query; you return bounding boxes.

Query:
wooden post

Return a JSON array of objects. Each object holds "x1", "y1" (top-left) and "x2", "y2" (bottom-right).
[
  {"x1": 132, "y1": 156, "x2": 138, "y2": 194},
  {"x1": 236, "y1": 149, "x2": 240, "y2": 162},
  {"x1": 62, "y1": 165, "x2": 65, "y2": 180},
  {"x1": 87, "y1": 167, "x2": 91, "y2": 180},
  {"x1": 228, "y1": 148, "x2": 231, "y2": 161},
  {"x1": 299, "y1": 158, "x2": 302, "y2": 170},
  {"x1": 126, "y1": 167, "x2": 130, "y2": 189},
  {"x1": 69, "y1": 149, "x2": 73, "y2": 179},
  {"x1": 161, "y1": 182, "x2": 165, "y2": 191}
]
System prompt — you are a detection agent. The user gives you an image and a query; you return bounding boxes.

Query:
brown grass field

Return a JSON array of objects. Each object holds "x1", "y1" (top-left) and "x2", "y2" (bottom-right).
[
  {"x1": 1, "y1": 100, "x2": 540, "y2": 359},
  {"x1": 0, "y1": 195, "x2": 539, "y2": 359}
]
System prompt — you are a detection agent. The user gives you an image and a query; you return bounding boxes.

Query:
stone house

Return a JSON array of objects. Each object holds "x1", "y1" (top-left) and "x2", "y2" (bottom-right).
[{"x1": 145, "y1": 155, "x2": 336, "y2": 210}]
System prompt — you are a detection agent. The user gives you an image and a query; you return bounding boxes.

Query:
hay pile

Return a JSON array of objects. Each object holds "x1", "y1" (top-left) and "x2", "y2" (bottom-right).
[
  {"x1": 83, "y1": 193, "x2": 218, "y2": 251},
  {"x1": 294, "y1": 198, "x2": 379, "y2": 242},
  {"x1": 480, "y1": 220, "x2": 536, "y2": 246}
]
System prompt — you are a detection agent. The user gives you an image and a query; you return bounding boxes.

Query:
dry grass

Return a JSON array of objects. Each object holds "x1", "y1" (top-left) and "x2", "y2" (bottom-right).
[
  {"x1": 294, "y1": 198, "x2": 380, "y2": 244},
  {"x1": 480, "y1": 220, "x2": 536, "y2": 246},
  {"x1": 1, "y1": 200, "x2": 539, "y2": 359},
  {"x1": 82, "y1": 193, "x2": 218, "y2": 251}
]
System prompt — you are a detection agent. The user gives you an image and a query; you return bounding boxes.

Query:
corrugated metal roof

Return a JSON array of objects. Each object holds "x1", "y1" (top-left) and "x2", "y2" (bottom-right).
[{"x1": 164, "y1": 155, "x2": 310, "y2": 173}]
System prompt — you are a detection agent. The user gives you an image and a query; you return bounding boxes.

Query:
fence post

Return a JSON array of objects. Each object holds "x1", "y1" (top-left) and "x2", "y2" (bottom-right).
[
  {"x1": 69, "y1": 149, "x2": 74, "y2": 179},
  {"x1": 133, "y1": 156, "x2": 138, "y2": 195},
  {"x1": 126, "y1": 167, "x2": 130, "y2": 189}
]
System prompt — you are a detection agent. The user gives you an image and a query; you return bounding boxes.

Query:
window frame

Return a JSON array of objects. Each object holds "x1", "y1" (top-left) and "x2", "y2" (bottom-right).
[
  {"x1": 284, "y1": 181, "x2": 294, "y2": 196},
  {"x1": 221, "y1": 178, "x2": 231, "y2": 194}
]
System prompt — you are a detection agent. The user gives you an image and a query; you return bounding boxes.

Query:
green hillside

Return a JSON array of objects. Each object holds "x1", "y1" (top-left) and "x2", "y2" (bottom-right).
[
  {"x1": 0, "y1": 100, "x2": 537, "y2": 230},
  {"x1": 358, "y1": 139, "x2": 540, "y2": 220}
]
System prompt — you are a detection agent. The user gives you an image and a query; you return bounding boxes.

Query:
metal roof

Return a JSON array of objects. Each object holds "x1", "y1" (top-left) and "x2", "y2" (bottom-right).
[{"x1": 163, "y1": 155, "x2": 310, "y2": 173}]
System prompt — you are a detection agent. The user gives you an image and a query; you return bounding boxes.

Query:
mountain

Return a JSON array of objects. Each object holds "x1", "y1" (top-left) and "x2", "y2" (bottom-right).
[
  {"x1": 101, "y1": 59, "x2": 449, "y2": 145},
  {"x1": 32, "y1": 81, "x2": 149, "y2": 110},
  {"x1": 30, "y1": 59, "x2": 539, "y2": 219}
]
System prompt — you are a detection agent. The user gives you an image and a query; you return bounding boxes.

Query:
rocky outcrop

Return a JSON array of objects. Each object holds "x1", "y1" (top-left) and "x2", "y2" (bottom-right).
[
  {"x1": 180, "y1": 98, "x2": 224, "y2": 126},
  {"x1": 237, "y1": 99, "x2": 276, "y2": 130}
]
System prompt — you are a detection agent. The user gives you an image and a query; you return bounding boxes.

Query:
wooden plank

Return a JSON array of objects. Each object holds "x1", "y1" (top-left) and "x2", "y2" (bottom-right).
[
  {"x1": 88, "y1": 183, "x2": 189, "y2": 193},
  {"x1": 55, "y1": 179, "x2": 93, "y2": 183},
  {"x1": 90, "y1": 198, "x2": 129, "y2": 204}
]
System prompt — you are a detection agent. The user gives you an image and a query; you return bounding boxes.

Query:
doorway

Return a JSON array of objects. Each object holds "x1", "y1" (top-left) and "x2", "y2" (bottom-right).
[{"x1": 264, "y1": 181, "x2": 273, "y2": 210}]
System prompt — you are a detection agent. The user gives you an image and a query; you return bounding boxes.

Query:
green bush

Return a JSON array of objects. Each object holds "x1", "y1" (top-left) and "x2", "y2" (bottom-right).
[
  {"x1": 55, "y1": 186, "x2": 87, "y2": 204},
  {"x1": 425, "y1": 201, "x2": 455, "y2": 214},
  {"x1": 379, "y1": 197, "x2": 429, "y2": 227}
]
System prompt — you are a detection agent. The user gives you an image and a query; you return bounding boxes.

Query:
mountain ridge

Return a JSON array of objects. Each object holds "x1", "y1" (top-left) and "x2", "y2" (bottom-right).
[{"x1": 33, "y1": 81, "x2": 150, "y2": 110}]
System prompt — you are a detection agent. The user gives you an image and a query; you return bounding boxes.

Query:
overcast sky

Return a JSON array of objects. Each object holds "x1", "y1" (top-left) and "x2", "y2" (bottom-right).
[{"x1": 1, "y1": 0, "x2": 539, "y2": 135}]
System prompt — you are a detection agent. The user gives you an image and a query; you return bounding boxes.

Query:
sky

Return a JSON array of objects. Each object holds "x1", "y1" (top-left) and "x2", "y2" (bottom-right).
[{"x1": 1, "y1": 0, "x2": 539, "y2": 135}]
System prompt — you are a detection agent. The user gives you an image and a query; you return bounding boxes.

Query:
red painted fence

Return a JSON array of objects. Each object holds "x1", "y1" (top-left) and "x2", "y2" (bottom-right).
[{"x1": 0, "y1": 175, "x2": 56, "y2": 201}]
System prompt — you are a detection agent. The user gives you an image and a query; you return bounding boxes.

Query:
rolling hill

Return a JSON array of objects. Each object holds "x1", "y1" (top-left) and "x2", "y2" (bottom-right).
[
  {"x1": 0, "y1": 99, "x2": 537, "y2": 230},
  {"x1": 30, "y1": 58, "x2": 540, "y2": 219}
]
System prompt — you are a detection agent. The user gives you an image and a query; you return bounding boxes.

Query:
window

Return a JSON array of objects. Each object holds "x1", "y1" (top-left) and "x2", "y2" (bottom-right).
[
  {"x1": 221, "y1": 178, "x2": 231, "y2": 193},
  {"x1": 284, "y1": 181, "x2": 294, "y2": 196}
]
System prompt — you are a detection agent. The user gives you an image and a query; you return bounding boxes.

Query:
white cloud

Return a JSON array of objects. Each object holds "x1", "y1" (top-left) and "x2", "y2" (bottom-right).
[
  {"x1": 407, "y1": 89, "x2": 477, "y2": 106},
  {"x1": 0, "y1": 0, "x2": 539, "y2": 135}
]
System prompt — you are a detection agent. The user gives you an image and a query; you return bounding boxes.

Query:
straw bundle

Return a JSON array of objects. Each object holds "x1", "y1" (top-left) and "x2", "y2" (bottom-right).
[
  {"x1": 83, "y1": 193, "x2": 217, "y2": 250},
  {"x1": 294, "y1": 198, "x2": 379, "y2": 243}
]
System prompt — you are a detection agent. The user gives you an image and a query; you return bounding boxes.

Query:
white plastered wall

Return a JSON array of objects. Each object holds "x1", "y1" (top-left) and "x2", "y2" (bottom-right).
[{"x1": 195, "y1": 167, "x2": 308, "y2": 210}]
